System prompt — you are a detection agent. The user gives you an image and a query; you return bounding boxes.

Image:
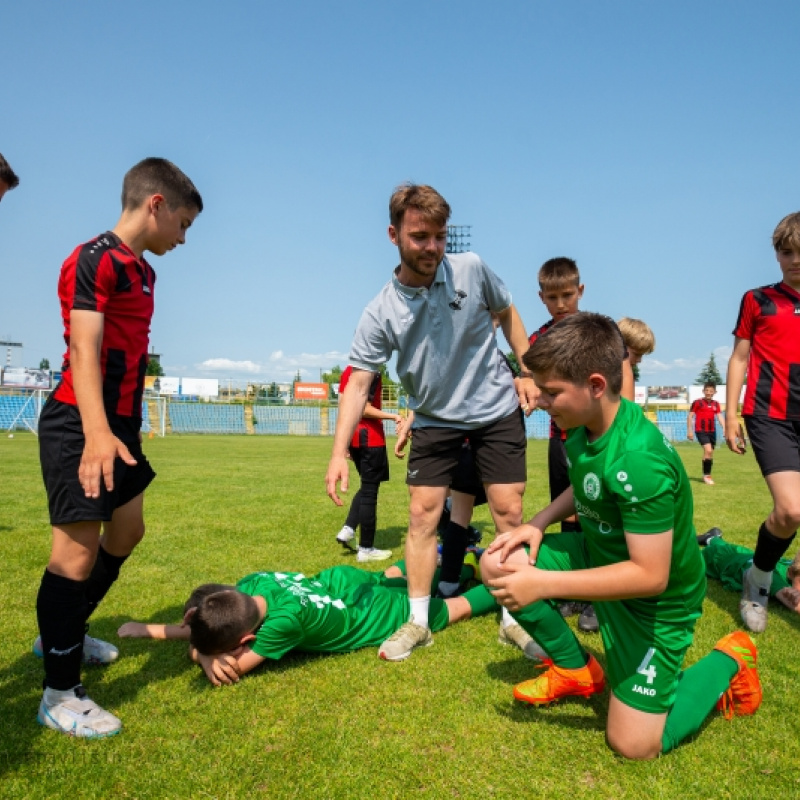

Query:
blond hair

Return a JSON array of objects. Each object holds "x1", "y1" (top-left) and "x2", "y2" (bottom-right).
[
  {"x1": 617, "y1": 317, "x2": 655, "y2": 355},
  {"x1": 773, "y1": 212, "x2": 800, "y2": 252}
]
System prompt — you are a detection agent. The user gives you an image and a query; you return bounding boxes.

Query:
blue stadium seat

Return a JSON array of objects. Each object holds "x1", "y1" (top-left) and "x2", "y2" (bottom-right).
[{"x1": 168, "y1": 403, "x2": 246, "y2": 434}]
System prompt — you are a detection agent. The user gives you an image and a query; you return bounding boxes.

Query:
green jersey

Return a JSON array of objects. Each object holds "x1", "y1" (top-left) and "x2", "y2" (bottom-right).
[
  {"x1": 236, "y1": 566, "x2": 447, "y2": 661},
  {"x1": 565, "y1": 398, "x2": 706, "y2": 622}
]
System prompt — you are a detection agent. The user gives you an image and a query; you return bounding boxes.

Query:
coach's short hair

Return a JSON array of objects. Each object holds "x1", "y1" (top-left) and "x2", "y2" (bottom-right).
[
  {"x1": 523, "y1": 312, "x2": 625, "y2": 395},
  {"x1": 389, "y1": 183, "x2": 451, "y2": 230},
  {"x1": 0, "y1": 152, "x2": 19, "y2": 189},
  {"x1": 617, "y1": 317, "x2": 655, "y2": 356},
  {"x1": 189, "y1": 588, "x2": 260, "y2": 655},
  {"x1": 121, "y1": 157, "x2": 203, "y2": 213},
  {"x1": 538, "y1": 257, "x2": 580, "y2": 292},
  {"x1": 773, "y1": 212, "x2": 800, "y2": 252}
]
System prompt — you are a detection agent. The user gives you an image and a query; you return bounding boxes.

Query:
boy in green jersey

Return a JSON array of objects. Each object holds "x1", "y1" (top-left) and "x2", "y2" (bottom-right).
[
  {"x1": 482, "y1": 313, "x2": 762, "y2": 760},
  {"x1": 118, "y1": 554, "x2": 508, "y2": 685}
]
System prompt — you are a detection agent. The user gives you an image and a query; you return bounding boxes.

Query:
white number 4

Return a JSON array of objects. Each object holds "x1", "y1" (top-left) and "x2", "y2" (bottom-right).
[{"x1": 637, "y1": 647, "x2": 658, "y2": 685}]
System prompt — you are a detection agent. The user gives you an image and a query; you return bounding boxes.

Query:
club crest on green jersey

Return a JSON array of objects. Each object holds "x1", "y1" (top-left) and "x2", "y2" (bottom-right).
[{"x1": 583, "y1": 472, "x2": 601, "y2": 501}]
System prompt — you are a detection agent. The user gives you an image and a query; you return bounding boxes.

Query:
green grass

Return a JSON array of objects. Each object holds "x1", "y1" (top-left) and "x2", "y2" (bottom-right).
[{"x1": 1, "y1": 433, "x2": 799, "y2": 799}]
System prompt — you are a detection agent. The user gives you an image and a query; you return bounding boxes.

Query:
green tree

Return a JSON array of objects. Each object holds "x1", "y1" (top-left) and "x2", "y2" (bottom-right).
[
  {"x1": 39, "y1": 358, "x2": 50, "y2": 371},
  {"x1": 695, "y1": 353, "x2": 723, "y2": 385},
  {"x1": 146, "y1": 358, "x2": 164, "y2": 377},
  {"x1": 505, "y1": 351, "x2": 520, "y2": 375},
  {"x1": 267, "y1": 382, "x2": 280, "y2": 398},
  {"x1": 632, "y1": 363, "x2": 640, "y2": 383}
]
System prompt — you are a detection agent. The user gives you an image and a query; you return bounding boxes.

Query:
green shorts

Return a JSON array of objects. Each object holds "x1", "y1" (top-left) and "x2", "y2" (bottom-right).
[{"x1": 536, "y1": 532, "x2": 700, "y2": 714}]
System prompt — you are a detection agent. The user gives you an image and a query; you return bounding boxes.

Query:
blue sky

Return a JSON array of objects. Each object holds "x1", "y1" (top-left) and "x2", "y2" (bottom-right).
[{"x1": 2, "y1": 1, "x2": 798, "y2": 387}]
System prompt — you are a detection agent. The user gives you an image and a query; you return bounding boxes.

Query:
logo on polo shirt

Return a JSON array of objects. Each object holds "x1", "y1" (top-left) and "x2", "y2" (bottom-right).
[
  {"x1": 583, "y1": 472, "x2": 601, "y2": 500},
  {"x1": 449, "y1": 290, "x2": 467, "y2": 310}
]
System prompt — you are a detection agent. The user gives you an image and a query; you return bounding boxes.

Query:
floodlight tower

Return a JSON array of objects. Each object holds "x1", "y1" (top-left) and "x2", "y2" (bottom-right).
[
  {"x1": 446, "y1": 225, "x2": 471, "y2": 254},
  {"x1": 0, "y1": 339, "x2": 23, "y2": 368}
]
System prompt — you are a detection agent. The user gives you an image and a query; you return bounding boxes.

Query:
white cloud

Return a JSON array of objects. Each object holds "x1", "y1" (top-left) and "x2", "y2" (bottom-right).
[{"x1": 191, "y1": 351, "x2": 350, "y2": 383}]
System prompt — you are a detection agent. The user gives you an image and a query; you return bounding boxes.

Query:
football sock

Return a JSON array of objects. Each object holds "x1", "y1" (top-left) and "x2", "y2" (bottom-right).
[
  {"x1": 702, "y1": 459, "x2": 712, "y2": 476},
  {"x1": 462, "y1": 584, "x2": 498, "y2": 617},
  {"x1": 513, "y1": 599, "x2": 587, "y2": 669},
  {"x1": 344, "y1": 489, "x2": 361, "y2": 532},
  {"x1": 661, "y1": 651, "x2": 738, "y2": 753},
  {"x1": 36, "y1": 569, "x2": 89, "y2": 691},
  {"x1": 439, "y1": 521, "x2": 470, "y2": 583},
  {"x1": 748, "y1": 565, "x2": 773, "y2": 593},
  {"x1": 356, "y1": 482, "x2": 379, "y2": 549},
  {"x1": 501, "y1": 606, "x2": 516, "y2": 628},
  {"x1": 85, "y1": 545, "x2": 129, "y2": 618},
  {"x1": 409, "y1": 595, "x2": 431, "y2": 628},
  {"x1": 753, "y1": 523, "x2": 796, "y2": 572}
]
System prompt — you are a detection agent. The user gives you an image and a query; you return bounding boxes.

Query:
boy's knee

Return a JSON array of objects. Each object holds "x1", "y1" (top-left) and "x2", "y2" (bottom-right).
[
  {"x1": 606, "y1": 729, "x2": 661, "y2": 761},
  {"x1": 773, "y1": 504, "x2": 800, "y2": 532}
]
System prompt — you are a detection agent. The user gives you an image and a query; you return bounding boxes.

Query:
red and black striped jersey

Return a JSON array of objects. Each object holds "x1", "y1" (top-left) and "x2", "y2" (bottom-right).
[
  {"x1": 340, "y1": 366, "x2": 386, "y2": 448},
  {"x1": 690, "y1": 398, "x2": 720, "y2": 432},
  {"x1": 53, "y1": 232, "x2": 155, "y2": 419},
  {"x1": 734, "y1": 282, "x2": 800, "y2": 420}
]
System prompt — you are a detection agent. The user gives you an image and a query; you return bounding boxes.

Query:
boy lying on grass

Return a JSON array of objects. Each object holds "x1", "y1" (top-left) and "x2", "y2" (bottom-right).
[
  {"x1": 698, "y1": 528, "x2": 800, "y2": 614},
  {"x1": 118, "y1": 554, "x2": 520, "y2": 685}
]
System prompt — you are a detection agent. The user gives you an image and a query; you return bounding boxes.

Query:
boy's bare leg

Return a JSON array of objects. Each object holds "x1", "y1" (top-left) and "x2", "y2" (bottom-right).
[
  {"x1": 606, "y1": 695, "x2": 667, "y2": 760},
  {"x1": 444, "y1": 596, "x2": 472, "y2": 624},
  {"x1": 764, "y1": 472, "x2": 800, "y2": 539}
]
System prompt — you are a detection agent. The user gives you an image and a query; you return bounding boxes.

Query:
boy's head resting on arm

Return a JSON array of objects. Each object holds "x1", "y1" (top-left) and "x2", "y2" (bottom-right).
[
  {"x1": 523, "y1": 312, "x2": 625, "y2": 395},
  {"x1": 187, "y1": 586, "x2": 261, "y2": 655},
  {"x1": 617, "y1": 317, "x2": 655, "y2": 366},
  {"x1": 537, "y1": 257, "x2": 584, "y2": 321}
]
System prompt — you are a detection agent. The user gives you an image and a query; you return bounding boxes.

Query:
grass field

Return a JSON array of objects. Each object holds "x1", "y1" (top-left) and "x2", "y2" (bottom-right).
[{"x1": 1, "y1": 432, "x2": 799, "y2": 799}]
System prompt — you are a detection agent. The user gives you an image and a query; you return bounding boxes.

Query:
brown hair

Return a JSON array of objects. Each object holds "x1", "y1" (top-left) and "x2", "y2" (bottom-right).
[
  {"x1": 122, "y1": 157, "x2": 203, "y2": 213},
  {"x1": 389, "y1": 183, "x2": 450, "y2": 230},
  {"x1": 0, "y1": 152, "x2": 19, "y2": 189},
  {"x1": 189, "y1": 588, "x2": 260, "y2": 655},
  {"x1": 538, "y1": 257, "x2": 580, "y2": 291},
  {"x1": 523, "y1": 312, "x2": 624, "y2": 394},
  {"x1": 617, "y1": 317, "x2": 655, "y2": 355},
  {"x1": 773, "y1": 212, "x2": 800, "y2": 252}
]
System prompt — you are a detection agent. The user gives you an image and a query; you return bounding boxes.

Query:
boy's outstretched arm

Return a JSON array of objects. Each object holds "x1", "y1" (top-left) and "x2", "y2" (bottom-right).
[{"x1": 118, "y1": 621, "x2": 191, "y2": 640}]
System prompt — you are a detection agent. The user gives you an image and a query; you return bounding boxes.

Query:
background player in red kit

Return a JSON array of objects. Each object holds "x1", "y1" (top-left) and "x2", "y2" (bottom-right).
[
  {"x1": 726, "y1": 211, "x2": 800, "y2": 634},
  {"x1": 35, "y1": 158, "x2": 202, "y2": 738},
  {"x1": 334, "y1": 365, "x2": 403, "y2": 561},
  {"x1": 688, "y1": 383, "x2": 725, "y2": 485}
]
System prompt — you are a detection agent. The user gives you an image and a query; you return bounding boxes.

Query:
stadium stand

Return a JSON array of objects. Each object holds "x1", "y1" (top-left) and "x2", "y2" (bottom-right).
[
  {"x1": 169, "y1": 403, "x2": 247, "y2": 434},
  {"x1": 656, "y1": 410, "x2": 690, "y2": 443},
  {"x1": 0, "y1": 394, "x2": 41, "y2": 432}
]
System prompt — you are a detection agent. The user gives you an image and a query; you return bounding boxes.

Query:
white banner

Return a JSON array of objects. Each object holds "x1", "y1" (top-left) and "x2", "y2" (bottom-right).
[{"x1": 181, "y1": 377, "x2": 219, "y2": 397}]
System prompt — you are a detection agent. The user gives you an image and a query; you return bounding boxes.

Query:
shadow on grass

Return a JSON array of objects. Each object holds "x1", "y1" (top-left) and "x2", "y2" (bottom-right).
[{"x1": 0, "y1": 608, "x2": 198, "y2": 779}]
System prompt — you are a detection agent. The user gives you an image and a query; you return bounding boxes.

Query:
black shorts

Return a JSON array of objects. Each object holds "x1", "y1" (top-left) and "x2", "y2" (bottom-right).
[
  {"x1": 406, "y1": 410, "x2": 526, "y2": 487},
  {"x1": 548, "y1": 436, "x2": 570, "y2": 502},
  {"x1": 349, "y1": 441, "x2": 390, "y2": 484},
  {"x1": 744, "y1": 415, "x2": 800, "y2": 477},
  {"x1": 39, "y1": 398, "x2": 156, "y2": 525},
  {"x1": 450, "y1": 443, "x2": 488, "y2": 505},
  {"x1": 695, "y1": 431, "x2": 717, "y2": 448}
]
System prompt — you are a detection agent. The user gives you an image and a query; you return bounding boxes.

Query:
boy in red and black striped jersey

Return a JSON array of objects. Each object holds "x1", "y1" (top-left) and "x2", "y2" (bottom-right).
[
  {"x1": 688, "y1": 383, "x2": 725, "y2": 485},
  {"x1": 726, "y1": 211, "x2": 800, "y2": 634},
  {"x1": 334, "y1": 365, "x2": 403, "y2": 562},
  {"x1": 35, "y1": 158, "x2": 203, "y2": 739}
]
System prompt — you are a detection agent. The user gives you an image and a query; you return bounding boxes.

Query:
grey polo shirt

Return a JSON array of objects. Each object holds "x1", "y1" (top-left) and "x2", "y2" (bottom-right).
[{"x1": 349, "y1": 252, "x2": 519, "y2": 429}]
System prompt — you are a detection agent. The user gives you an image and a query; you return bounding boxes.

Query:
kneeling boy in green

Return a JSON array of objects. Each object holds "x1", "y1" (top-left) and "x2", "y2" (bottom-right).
[
  {"x1": 119, "y1": 555, "x2": 508, "y2": 684},
  {"x1": 482, "y1": 312, "x2": 762, "y2": 760}
]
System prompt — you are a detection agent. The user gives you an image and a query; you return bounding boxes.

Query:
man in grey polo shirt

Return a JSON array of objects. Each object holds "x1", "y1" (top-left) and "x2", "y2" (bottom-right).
[{"x1": 326, "y1": 183, "x2": 537, "y2": 661}]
